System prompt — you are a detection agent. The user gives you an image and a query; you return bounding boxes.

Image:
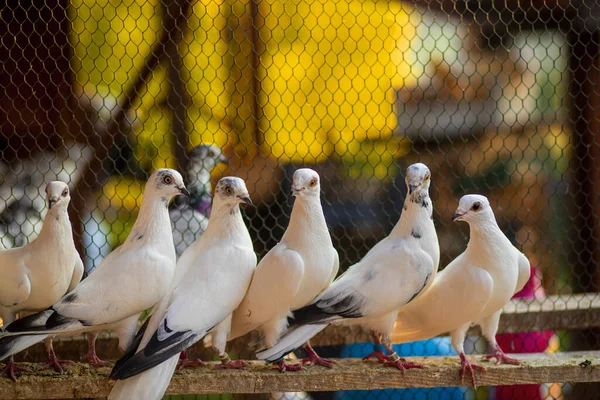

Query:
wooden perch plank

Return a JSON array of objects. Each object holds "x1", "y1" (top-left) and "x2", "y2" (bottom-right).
[{"x1": 2, "y1": 352, "x2": 600, "y2": 399}]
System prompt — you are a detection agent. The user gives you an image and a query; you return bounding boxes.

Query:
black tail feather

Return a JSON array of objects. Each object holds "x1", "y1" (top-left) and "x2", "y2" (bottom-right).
[
  {"x1": 110, "y1": 328, "x2": 201, "y2": 380},
  {"x1": 0, "y1": 336, "x2": 21, "y2": 360},
  {"x1": 111, "y1": 317, "x2": 151, "y2": 374},
  {"x1": 45, "y1": 312, "x2": 80, "y2": 330},
  {"x1": 0, "y1": 334, "x2": 45, "y2": 361},
  {"x1": 5, "y1": 309, "x2": 53, "y2": 333},
  {"x1": 291, "y1": 294, "x2": 363, "y2": 326}
]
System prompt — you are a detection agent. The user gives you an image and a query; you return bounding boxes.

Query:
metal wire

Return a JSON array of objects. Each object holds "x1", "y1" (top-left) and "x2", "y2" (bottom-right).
[{"x1": 1, "y1": 0, "x2": 599, "y2": 398}]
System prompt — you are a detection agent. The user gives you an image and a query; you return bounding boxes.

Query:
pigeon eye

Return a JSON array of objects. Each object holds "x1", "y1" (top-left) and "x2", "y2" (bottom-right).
[
  {"x1": 62, "y1": 189, "x2": 68, "y2": 197},
  {"x1": 163, "y1": 175, "x2": 173, "y2": 185},
  {"x1": 225, "y1": 186, "x2": 233, "y2": 195},
  {"x1": 308, "y1": 179, "x2": 317, "y2": 187},
  {"x1": 471, "y1": 202, "x2": 481, "y2": 212},
  {"x1": 424, "y1": 173, "x2": 430, "y2": 181}
]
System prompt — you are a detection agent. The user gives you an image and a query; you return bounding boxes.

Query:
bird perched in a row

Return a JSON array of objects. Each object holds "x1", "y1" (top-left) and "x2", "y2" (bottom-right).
[
  {"x1": 0, "y1": 182, "x2": 83, "y2": 380},
  {"x1": 257, "y1": 163, "x2": 440, "y2": 370},
  {"x1": 108, "y1": 177, "x2": 256, "y2": 400},
  {"x1": 391, "y1": 194, "x2": 530, "y2": 387},
  {"x1": 84, "y1": 145, "x2": 227, "y2": 367},
  {"x1": 169, "y1": 144, "x2": 227, "y2": 368},
  {"x1": 0, "y1": 161, "x2": 531, "y2": 391},
  {"x1": 260, "y1": 191, "x2": 530, "y2": 387},
  {"x1": 228, "y1": 168, "x2": 339, "y2": 371},
  {"x1": 170, "y1": 144, "x2": 227, "y2": 258},
  {"x1": 0, "y1": 169, "x2": 189, "y2": 379}
]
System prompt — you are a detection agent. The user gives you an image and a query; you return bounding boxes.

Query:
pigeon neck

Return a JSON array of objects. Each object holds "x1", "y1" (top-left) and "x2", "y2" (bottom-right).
[
  {"x1": 283, "y1": 196, "x2": 331, "y2": 245},
  {"x1": 203, "y1": 204, "x2": 252, "y2": 244},
  {"x1": 464, "y1": 217, "x2": 514, "y2": 272},
  {"x1": 390, "y1": 191, "x2": 434, "y2": 238},
  {"x1": 36, "y1": 207, "x2": 75, "y2": 247},
  {"x1": 128, "y1": 194, "x2": 175, "y2": 260},
  {"x1": 390, "y1": 191, "x2": 439, "y2": 272},
  {"x1": 467, "y1": 218, "x2": 508, "y2": 250}
]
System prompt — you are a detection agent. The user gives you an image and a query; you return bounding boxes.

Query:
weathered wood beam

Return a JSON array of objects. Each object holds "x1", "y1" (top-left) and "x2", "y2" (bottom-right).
[{"x1": 2, "y1": 352, "x2": 600, "y2": 399}]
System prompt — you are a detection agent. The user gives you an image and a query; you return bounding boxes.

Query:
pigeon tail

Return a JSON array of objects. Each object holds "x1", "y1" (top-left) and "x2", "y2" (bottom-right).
[
  {"x1": 109, "y1": 355, "x2": 179, "y2": 400},
  {"x1": 0, "y1": 334, "x2": 48, "y2": 362},
  {"x1": 110, "y1": 322, "x2": 204, "y2": 380},
  {"x1": 256, "y1": 324, "x2": 327, "y2": 362}
]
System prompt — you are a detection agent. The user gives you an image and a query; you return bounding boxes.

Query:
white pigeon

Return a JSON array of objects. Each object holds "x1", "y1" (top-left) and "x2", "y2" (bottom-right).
[
  {"x1": 108, "y1": 177, "x2": 256, "y2": 400},
  {"x1": 170, "y1": 144, "x2": 227, "y2": 258},
  {"x1": 389, "y1": 194, "x2": 531, "y2": 387},
  {"x1": 256, "y1": 163, "x2": 440, "y2": 371},
  {"x1": 229, "y1": 168, "x2": 339, "y2": 371},
  {"x1": 0, "y1": 169, "x2": 188, "y2": 377},
  {"x1": 0, "y1": 181, "x2": 83, "y2": 380},
  {"x1": 83, "y1": 145, "x2": 228, "y2": 367},
  {"x1": 0, "y1": 143, "x2": 93, "y2": 249}
]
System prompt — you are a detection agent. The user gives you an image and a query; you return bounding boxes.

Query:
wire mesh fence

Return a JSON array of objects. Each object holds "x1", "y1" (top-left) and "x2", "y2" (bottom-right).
[{"x1": 1, "y1": 0, "x2": 600, "y2": 399}]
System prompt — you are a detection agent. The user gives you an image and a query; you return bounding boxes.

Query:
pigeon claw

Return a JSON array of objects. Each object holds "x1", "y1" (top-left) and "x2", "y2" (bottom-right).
[
  {"x1": 214, "y1": 360, "x2": 248, "y2": 370},
  {"x1": 0, "y1": 359, "x2": 31, "y2": 382},
  {"x1": 276, "y1": 360, "x2": 306, "y2": 373},
  {"x1": 362, "y1": 350, "x2": 390, "y2": 363},
  {"x1": 83, "y1": 347, "x2": 110, "y2": 367},
  {"x1": 42, "y1": 352, "x2": 74, "y2": 374},
  {"x1": 178, "y1": 358, "x2": 206, "y2": 369},
  {"x1": 384, "y1": 359, "x2": 424, "y2": 371},
  {"x1": 178, "y1": 351, "x2": 206, "y2": 369},
  {"x1": 301, "y1": 353, "x2": 335, "y2": 368},
  {"x1": 460, "y1": 353, "x2": 487, "y2": 388},
  {"x1": 482, "y1": 349, "x2": 520, "y2": 366}
]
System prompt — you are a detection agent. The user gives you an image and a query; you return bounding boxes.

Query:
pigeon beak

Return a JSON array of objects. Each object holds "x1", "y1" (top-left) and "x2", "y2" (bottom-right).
[
  {"x1": 291, "y1": 185, "x2": 302, "y2": 196},
  {"x1": 218, "y1": 154, "x2": 229, "y2": 165},
  {"x1": 48, "y1": 197, "x2": 58, "y2": 209},
  {"x1": 179, "y1": 186, "x2": 191, "y2": 197},
  {"x1": 408, "y1": 184, "x2": 419, "y2": 195},
  {"x1": 239, "y1": 195, "x2": 253, "y2": 207},
  {"x1": 452, "y1": 211, "x2": 466, "y2": 222}
]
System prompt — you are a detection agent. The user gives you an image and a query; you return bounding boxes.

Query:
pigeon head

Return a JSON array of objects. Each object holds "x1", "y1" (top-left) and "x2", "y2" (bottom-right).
[
  {"x1": 291, "y1": 168, "x2": 320, "y2": 197},
  {"x1": 187, "y1": 144, "x2": 227, "y2": 179},
  {"x1": 182, "y1": 145, "x2": 227, "y2": 214},
  {"x1": 149, "y1": 169, "x2": 189, "y2": 200},
  {"x1": 214, "y1": 177, "x2": 252, "y2": 207},
  {"x1": 452, "y1": 194, "x2": 493, "y2": 223},
  {"x1": 45, "y1": 181, "x2": 70, "y2": 210},
  {"x1": 405, "y1": 163, "x2": 431, "y2": 196}
]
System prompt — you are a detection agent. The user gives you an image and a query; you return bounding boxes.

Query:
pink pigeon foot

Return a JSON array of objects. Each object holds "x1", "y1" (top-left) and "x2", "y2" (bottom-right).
[
  {"x1": 0, "y1": 357, "x2": 31, "y2": 381},
  {"x1": 214, "y1": 360, "x2": 248, "y2": 369},
  {"x1": 42, "y1": 348, "x2": 74, "y2": 374},
  {"x1": 84, "y1": 347, "x2": 110, "y2": 367},
  {"x1": 177, "y1": 351, "x2": 205, "y2": 369},
  {"x1": 301, "y1": 344, "x2": 334, "y2": 368},
  {"x1": 363, "y1": 350, "x2": 390, "y2": 363},
  {"x1": 277, "y1": 360, "x2": 306, "y2": 372},
  {"x1": 460, "y1": 353, "x2": 487, "y2": 388},
  {"x1": 384, "y1": 357, "x2": 424, "y2": 371},
  {"x1": 482, "y1": 347, "x2": 521, "y2": 365}
]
